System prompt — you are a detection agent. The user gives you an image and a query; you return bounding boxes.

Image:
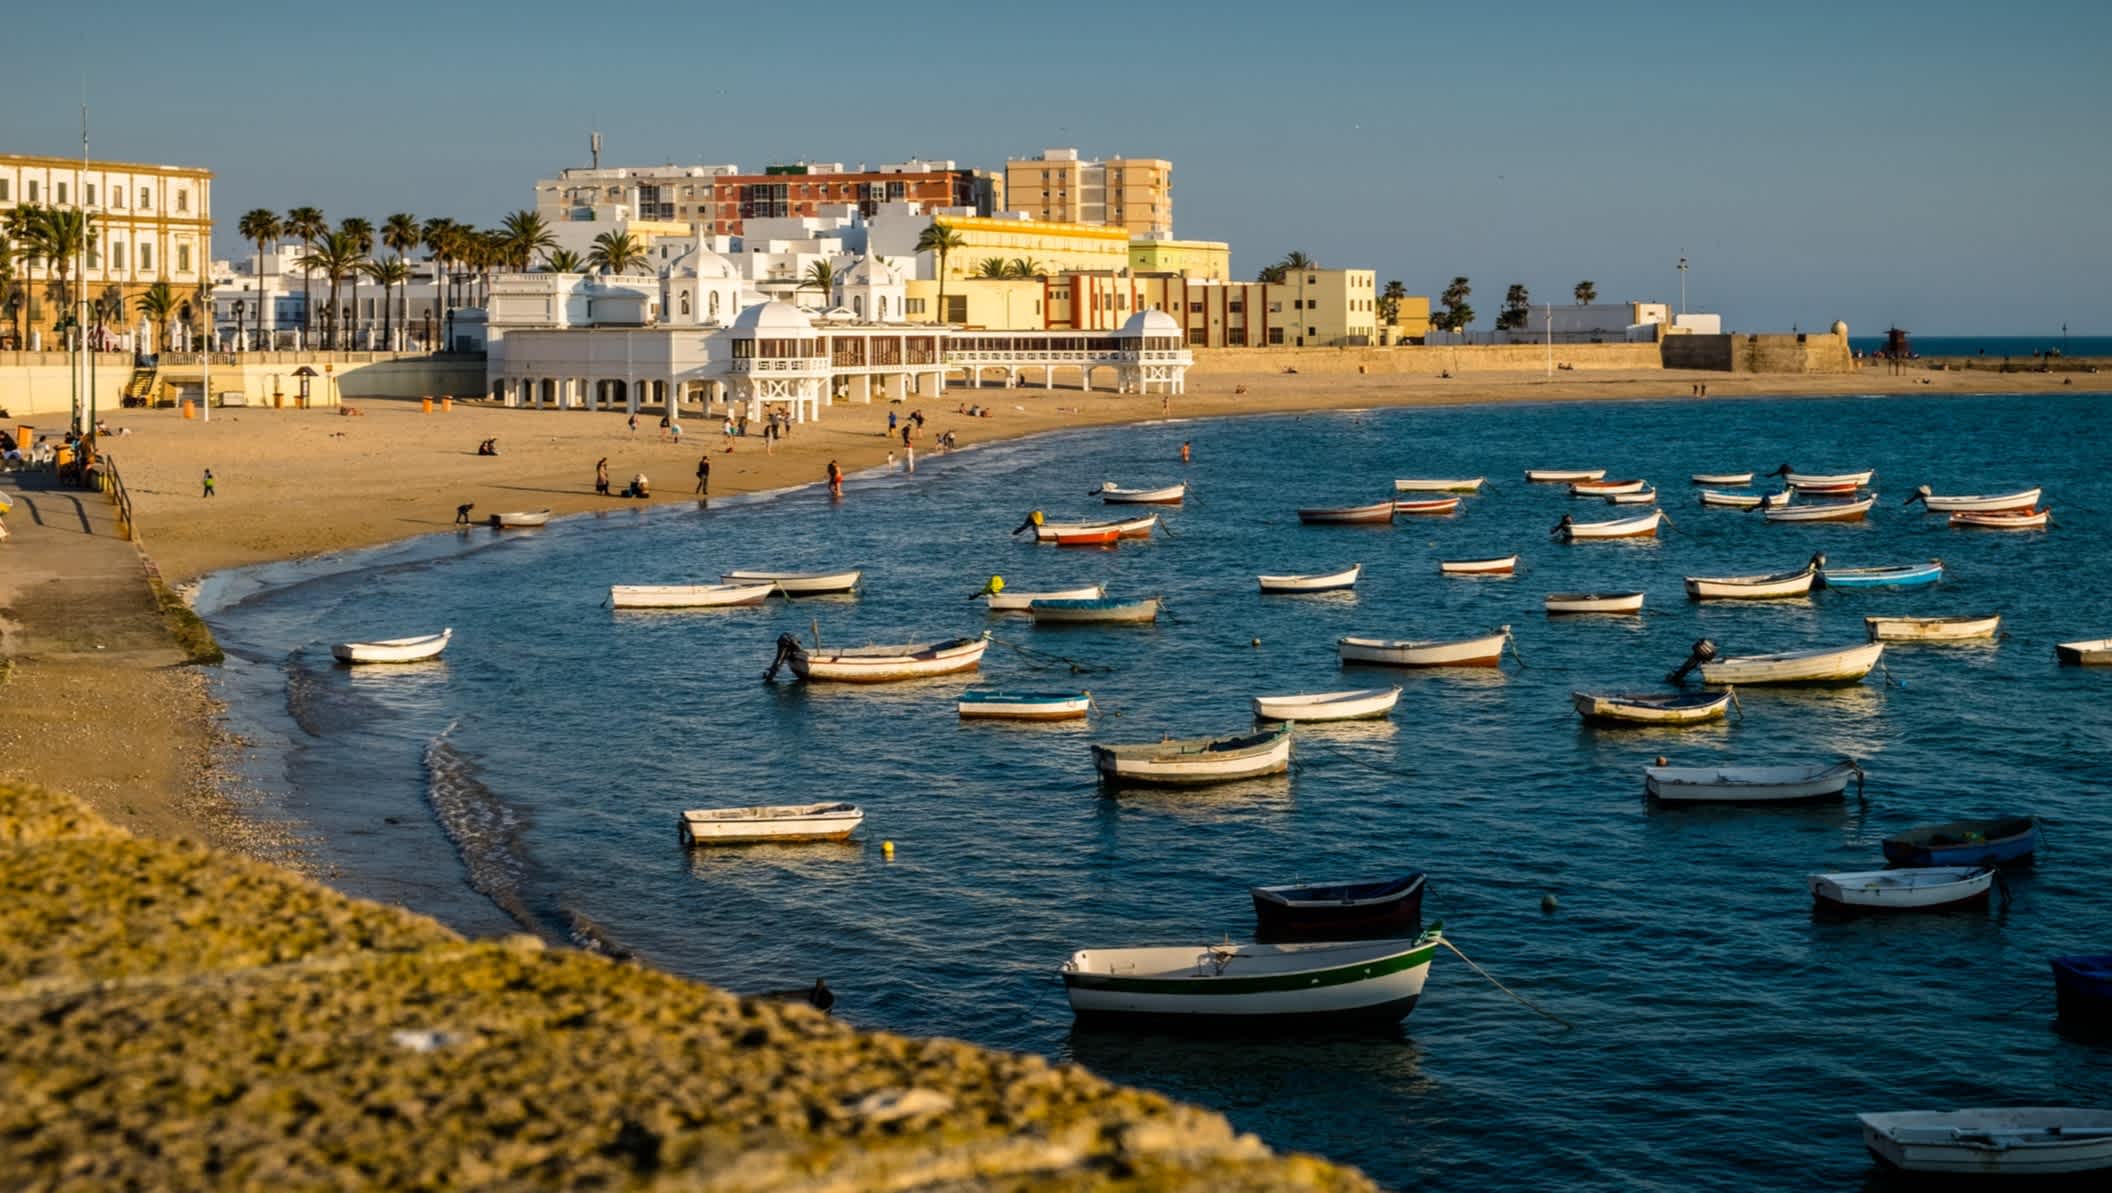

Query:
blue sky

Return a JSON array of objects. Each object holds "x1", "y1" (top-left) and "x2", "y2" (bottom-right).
[{"x1": 6, "y1": 0, "x2": 2107, "y2": 334}]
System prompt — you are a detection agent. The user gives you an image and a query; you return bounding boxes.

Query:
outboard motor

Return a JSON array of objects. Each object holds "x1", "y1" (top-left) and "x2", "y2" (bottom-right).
[
  {"x1": 1666, "y1": 638, "x2": 1719, "y2": 685},
  {"x1": 763, "y1": 631, "x2": 805, "y2": 681},
  {"x1": 1550, "y1": 514, "x2": 1575, "y2": 540},
  {"x1": 1010, "y1": 509, "x2": 1046, "y2": 536},
  {"x1": 1903, "y1": 484, "x2": 1931, "y2": 507},
  {"x1": 1808, "y1": 550, "x2": 1828, "y2": 577}
]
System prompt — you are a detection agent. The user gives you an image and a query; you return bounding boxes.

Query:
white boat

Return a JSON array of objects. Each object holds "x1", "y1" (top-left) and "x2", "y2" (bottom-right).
[
  {"x1": 1951, "y1": 506, "x2": 2052, "y2": 530},
  {"x1": 1392, "y1": 496, "x2": 1461, "y2": 516},
  {"x1": 1028, "y1": 596, "x2": 1161, "y2": 624},
  {"x1": 1544, "y1": 591, "x2": 1645, "y2": 614},
  {"x1": 1644, "y1": 758, "x2": 1862, "y2": 804},
  {"x1": 331, "y1": 628, "x2": 452, "y2": 664},
  {"x1": 957, "y1": 689, "x2": 1091, "y2": 720},
  {"x1": 1691, "y1": 472, "x2": 1754, "y2": 486},
  {"x1": 1860, "y1": 1108, "x2": 2112, "y2": 1177},
  {"x1": 984, "y1": 584, "x2": 1105, "y2": 612},
  {"x1": 783, "y1": 636, "x2": 988, "y2": 682},
  {"x1": 1033, "y1": 513, "x2": 1158, "y2": 541},
  {"x1": 1258, "y1": 564, "x2": 1361, "y2": 593},
  {"x1": 1061, "y1": 929, "x2": 1442, "y2": 1025},
  {"x1": 1604, "y1": 489, "x2": 1658, "y2": 506},
  {"x1": 1698, "y1": 489, "x2": 1789, "y2": 509},
  {"x1": 1905, "y1": 484, "x2": 2042, "y2": 513},
  {"x1": 1771, "y1": 465, "x2": 1874, "y2": 493},
  {"x1": 1684, "y1": 558, "x2": 1821, "y2": 600},
  {"x1": 1698, "y1": 641, "x2": 1884, "y2": 685},
  {"x1": 1439, "y1": 555, "x2": 1518, "y2": 576},
  {"x1": 1571, "y1": 690, "x2": 1733, "y2": 725},
  {"x1": 2055, "y1": 638, "x2": 2112, "y2": 665},
  {"x1": 1096, "y1": 481, "x2": 1186, "y2": 505},
  {"x1": 1296, "y1": 500, "x2": 1396, "y2": 525},
  {"x1": 1570, "y1": 478, "x2": 1646, "y2": 497},
  {"x1": 1339, "y1": 627, "x2": 1510, "y2": 668},
  {"x1": 1764, "y1": 495, "x2": 1875, "y2": 523},
  {"x1": 609, "y1": 583, "x2": 775, "y2": 609},
  {"x1": 1810, "y1": 865, "x2": 1994, "y2": 913},
  {"x1": 488, "y1": 509, "x2": 552, "y2": 528},
  {"x1": 1865, "y1": 614, "x2": 2001, "y2": 642},
  {"x1": 679, "y1": 801, "x2": 862, "y2": 846},
  {"x1": 1252, "y1": 686, "x2": 1402, "y2": 723},
  {"x1": 1526, "y1": 468, "x2": 1606, "y2": 483},
  {"x1": 1553, "y1": 511, "x2": 1663, "y2": 540},
  {"x1": 721, "y1": 568, "x2": 863, "y2": 595},
  {"x1": 1394, "y1": 477, "x2": 1485, "y2": 493},
  {"x1": 1092, "y1": 725, "x2": 1292, "y2": 786}
]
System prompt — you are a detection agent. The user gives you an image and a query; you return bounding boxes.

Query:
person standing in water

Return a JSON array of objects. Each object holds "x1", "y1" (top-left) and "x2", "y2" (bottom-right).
[
  {"x1": 595, "y1": 457, "x2": 610, "y2": 495},
  {"x1": 695, "y1": 455, "x2": 710, "y2": 495},
  {"x1": 1180, "y1": 441, "x2": 1191, "y2": 464},
  {"x1": 827, "y1": 459, "x2": 843, "y2": 498}
]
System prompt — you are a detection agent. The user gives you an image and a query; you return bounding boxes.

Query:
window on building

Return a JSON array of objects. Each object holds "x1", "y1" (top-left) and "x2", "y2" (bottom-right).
[
  {"x1": 27, "y1": 180, "x2": 38, "y2": 201},
  {"x1": 944, "y1": 295, "x2": 967, "y2": 323},
  {"x1": 178, "y1": 244, "x2": 192, "y2": 273},
  {"x1": 88, "y1": 243, "x2": 99, "y2": 268},
  {"x1": 1268, "y1": 327, "x2": 1285, "y2": 345},
  {"x1": 1188, "y1": 301, "x2": 1202, "y2": 313},
  {"x1": 85, "y1": 183, "x2": 96, "y2": 205},
  {"x1": 112, "y1": 242, "x2": 125, "y2": 270},
  {"x1": 1229, "y1": 299, "x2": 1243, "y2": 313},
  {"x1": 57, "y1": 182, "x2": 68, "y2": 204},
  {"x1": 1269, "y1": 301, "x2": 1282, "y2": 313},
  {"x1": 1189, "y1": 328, "x2": 1206, "y2": 345},
  {"x1": 0, "y1": 179, "x2": 7, "y2": 200},
  {"x1": 906, "y1": 298, "x2": 926, "y2": 315},
  {"x1": 140, "y1": 243, "x2": 152, "y2": 270},
  {"x1": 1307, "y1": 275, "x2": 1316, "y2": 285},
  {"x1": 140, "y1": 187, "x2": 150, "y2": 209}
]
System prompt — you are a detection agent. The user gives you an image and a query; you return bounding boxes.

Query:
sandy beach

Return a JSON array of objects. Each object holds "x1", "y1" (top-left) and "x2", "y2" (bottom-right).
[{"x1": 96, "y1": 361, "x2": 2091, "y2": 586}]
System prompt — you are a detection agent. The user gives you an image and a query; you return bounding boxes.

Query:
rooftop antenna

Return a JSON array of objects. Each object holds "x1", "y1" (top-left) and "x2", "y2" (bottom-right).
[{"x1": 590, "y1": 130, "x2": 603, "y2": 169}]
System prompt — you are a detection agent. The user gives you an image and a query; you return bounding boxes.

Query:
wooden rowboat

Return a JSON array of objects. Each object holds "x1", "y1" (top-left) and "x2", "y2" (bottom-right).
[
  {"x1": 1060, "y1": 927, "x2": 1442, "y2": 1026},
  {"x1": 1905, "y1": 484, "x2": 2041, "y2": 513},
  {"x1": 1553, "y1": 511, "x2": 1663, "y2": 540},
  {"x1": 1698, "y1": 489, "x2": 1789, "y2": 510},
  {"x1": 721, "y1": 568, "x2": 862, "y2": 595},
  {"x1": 1571, "y1": 690, "x2": 1732, "y2": 725},
  {"x1": 984, "y1": 584, "x2": 1105, "y2": 612},
  {"x1": 1883, "y1": 815, "x2": 2039, "y2": 867},
  {"x1": 1770, "y1": 464, "x2": 1874, "y2": 493},
  {"x1": 1526, "y1": 468, "x2": 1605, "y2": 483},
  {"x1": 1860, "y1": 1107, "x2": 2112, "y2": 1177},
  {"x1": 1394, "y1": 477, "x2": 1485, "y2": 493},
  {"x1": 1697, "y1": 641, "x2": 1884, "y2": 685},
  {"x1": 1033, "y1": 513, "x2": 1158, "y2": 541},
  {"x1": 1092, "y1": 724, "x2": 1291, "y2": 786},
  {"x1": 778, "y1": 635, "x2": 988, "y2": 682},
  {"x1": 1252, "y1": 686, "x2": 1401, "y2": 723},
  {"x1": 1439, "y1": 555, "x2": 1518, "y2": 576},
  {"x1": 1684, "y1": 556, "x2": 1822, "y2": 600},
  {"x1": 1764, "y1": 495, "x2": 1875, "y2": 523},
  {"x1": 610, "y1": 583, "x2": 775, "y2": 609},
  {"x1": 1544, "y1": 591, "x2": 1645, "y2": 615},
  {"x1": 1029, "y1": 596, "x2": 1161, "y2": 624},
  {"x1": 1339, "y1": 627, "x2": 1509, "y2": 668},
  {"x1": 2055, "y1": 638, "x2": 2112, "y2": 665},
  {"x1": 1096, "y1": 481, "x2": 1186, "y2": 505},
  {"x1": 957, "y1": 689, "x2": 1091, "y2": 720},
  {"x1": 1822, "y1": 560, "x2": 1942, "y2": 588},
  {"x1": 1570, "y1": 478, "x2": 1646, "y2": 497},
  {"x1": 1604, "y1": 489, "x2": 1658, "y2": 505},
  {"x1": 1644, "y1": 758, "x2": 1862, "y2": 803},
  {"x1": 332, "y1": 628, "x2": 452, "y2": 664},
  {"x1": 1052, "y1": 527, "x2": 1120, "y2": 547},
  {"x1": 1251, "y1": 873, "x2": 1426, "y2": 942},
  {"x1": 1811, "y1": 865, "x2": 1994, "y2": 914},
  {"x1": 489, "y1": 508, "x2": 552, "y2": 528},
  {"x1": 1297, "y1": 500, "x2": 1395, "y2": 525},
  {"x1": 680, "y1": 801, "x2": 861, "y2": 846},
  {"x1": 1392, "y1": 496, "x2": 1461, "y2": 516},
  {"x1": 1951, "y1": 506, "x2": 2051, "y2": 529},
  {"x1": 1691, "y1": 472, "x2": 1754, "y2": 486},
  {"x1": 1258, "y1": 564, "x2": 1361, "y2": 593},
  {"x1": 1865, "y1": 614, "x2": 2001, "y2": 642}
]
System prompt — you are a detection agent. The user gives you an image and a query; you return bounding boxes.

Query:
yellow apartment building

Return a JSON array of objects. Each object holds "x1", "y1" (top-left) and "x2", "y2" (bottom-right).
[
  {"x1": 1128, "y1": 237, "x2": 1230, "y2": 281},
  {"x1": 1004, "y1": 148, "x2": 1173, "y2": 237},
  {"x1": 1, "y1": 152, "x2": 212, "y2": 341},
  {"x1": 931, "y1": 214, "x2": 1132, "y2": 279}
]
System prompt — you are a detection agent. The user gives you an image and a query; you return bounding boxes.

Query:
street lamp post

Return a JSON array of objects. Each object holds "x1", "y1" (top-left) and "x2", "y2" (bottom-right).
[{"x1": 1677, "y1": 253, "x2": 1689, "y2": 317}]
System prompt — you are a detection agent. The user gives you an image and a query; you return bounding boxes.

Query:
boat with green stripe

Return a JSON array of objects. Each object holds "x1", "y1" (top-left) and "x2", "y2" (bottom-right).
[{"x1": 1060, "y1": 925, "x2": 1442, "y2": 1026}]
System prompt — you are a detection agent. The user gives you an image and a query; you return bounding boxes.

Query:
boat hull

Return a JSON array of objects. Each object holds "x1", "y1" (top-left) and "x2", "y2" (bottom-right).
[
  {"x1": 1062, "y1": 935, "x2": 1438, "y2": 1025},
  {"x1": 2052, "y1": 956, "x2": 2112, "y2": 1039},
  {"x1": 1258, "y1": 565, "x2": 1361, "y2": 593},
  {"x1": 680, "y1": 803, "x2": 863, "y2": 846},
  {"x1": 2056, "y1": 638, "x2": 2112, "y2": 665},
  {"x1": 1252, "y1": 686, "x2": 1401, "y2": 723},
  {"x1": 1339, "y1": 630, "x2": 1509, "y2": 668},
  {"x1": 1545, "y1": 592, "x2": 1645, "y2": 614},
  {"x1": 958, "y1": 691, "x2": 1091, "y2": 720},
  {"x1": 1917, "y1": 487, "x2": 2042, "y2": 512},
  {"x1": 1865, "y1": 615, "x2": 2001, "y2": 642},
  {"x1": 332, "y1": 629, "x2": 451, "y2": 664},
  {"x1": 1861, "y1": 1109, "x2": 2112, "y2": 1176},
  {"x1": 985, "y1": 585, "x2": 1105, "y2": 611},
  {"x1": 1034, "y1": 514, "x2": 1157, "y2": 541},
  {"x1": 1570, "y1": 479, "x2": 1645, "y2": 496},
  {"x1": 1558, "y1": 512, "x2": 1662, "y2": 539},
  {"x1": 1029, "y1": 598, "x2": 1161, "y2": 624},
  {"x1": 1394, "y1": 477, "x2": 1484, "y2": 493},
  {"x1": 1572, "y1": 691, "x2": 1732, "y2": 725},
  {"x1": 1883, "y1": 818, "x2": 2039, "y2": 867},
  {"x1": 1099, "y1": 483, "x2": 1185, "y2": 505},
  {"x1": 1645, "y1": 760, "x2": 1861, "y2": 804},
  {"x1": 1822, "y1": 562, "x2": 1943, "y2": 588},
  {"x1": 1684, "y1": 570, "x2": 1817, "y2": 600},
  {"x1": 721, "y1": 569, "x2": 863, "y2": 595},
  {"x1": 1297, "y1": 502, "x2": 1395, "y2": 524},
  {"x1": 1698, "y1": 642, "x2": 1883, "y2": 686},
  {"x1": 1811, "y1": 867, "x2": 1994, "y2": 913},
  {"x1": 610, "y1": 583, "x2": 775, "y2": 609},
  {"x1": 1698, "y1": 490, "x2": 1787, "y2": 509},
  {"x1": 1765, "y1": 496, "x2": 1875, "y2": 523},
  {"x1": 1951, "y1": 507, "x2": 2051, "y2": 529},
  {"x1": 1439, "y1": 555, "x2": 1518, "y2": 575},
  {"x1": 791, "y1": 638, "x2": 988, "y2": 682},
  {"x1": 1526, "y1": 469, "x2": 1605, "y2": 483},
  {"x1": 1392, "y1": 497, "x2": 1460, "y2": 516},
  {"x1": 1252, "y1": 875, "x2": 1426, "y2": 943},
  {"x1": 1093, "y1": 728, "x2": 1292, "y2": 786},
  {"x1": 489, "y1": 509, "x2": 552, "y2": 528},
  {"x1": 1691, "y1": 472, "x2": 1754, "y2": 486}
]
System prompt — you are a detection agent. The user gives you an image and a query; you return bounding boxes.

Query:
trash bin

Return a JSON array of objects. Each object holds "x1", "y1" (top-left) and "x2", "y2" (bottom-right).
[
  {"x1": 441, "y1": 397, "x2": 453, "y2": 413},
  {"x1": 181, "y1": 400, "x2": 195, "y2": 420},
  {"x1": 273, "y1": 392, "x2": 284, "y2": 409},
  {"x1": 421, "y1": 397, "x2": 434, "y2": 413}
]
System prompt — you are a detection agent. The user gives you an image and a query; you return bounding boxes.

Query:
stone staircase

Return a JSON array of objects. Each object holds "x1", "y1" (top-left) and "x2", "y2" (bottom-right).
[{"x1": 120, "y1": 366, "x2": 159, "y2": 407}]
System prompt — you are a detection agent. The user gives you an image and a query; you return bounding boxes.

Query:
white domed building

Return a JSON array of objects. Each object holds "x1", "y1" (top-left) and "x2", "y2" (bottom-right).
[
  {"x1": 837, "y1": 255, "x2": 907, "y2": 324},
  {"x1": 664, "y1": 235, "x2": 742, "y2": 327},
  {"x1": 1114, "y1": 309, "x2": 1188, "y2": 395}
]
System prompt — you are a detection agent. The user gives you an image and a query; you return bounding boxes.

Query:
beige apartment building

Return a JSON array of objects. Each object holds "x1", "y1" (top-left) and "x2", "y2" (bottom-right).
[
  {"x1": 905, "y1": 267, "x2": 1391, "y2": 348},
  {"x1": 1004, "y1": 148, "x2": 1172, "y2": 237},
  {"x1": 1, "y1": 152, "x2": 212, "y2": 341}
]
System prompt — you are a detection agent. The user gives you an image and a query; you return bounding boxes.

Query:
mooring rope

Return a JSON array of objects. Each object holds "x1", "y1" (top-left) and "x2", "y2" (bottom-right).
[
  {"x1": 1439, "y1": 937, "x2": 1573, "y2": 1029},
  {"x1": 985, "y1": 634, "x2": 1117, "y2": 674},
  {"x1": 1292, "y1": 733, "x2": 1415, "y2": 778}
]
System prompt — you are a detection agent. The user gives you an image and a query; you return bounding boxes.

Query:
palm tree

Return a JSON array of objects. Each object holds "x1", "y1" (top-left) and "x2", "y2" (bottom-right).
[
  {"x1": 337, "y1": 219, "x2": 375, "y2": 346},
  {"x1": 296, "y1": 231, "x2": 364, "y2": 349},
  {"x1": 5, "y1": 206, "x2": 43, "y2": 332},
  {"x1": 498, "y1": 210, "x2": 558, "y2": 271},
  {"x1": 544, "y1": 248, "x2": 585, "y2": 274},
  {"x1": 1439, "y1": 276, "x2": 1474, "y2": 336},
  {"x1": 283, "y1": 206, "x2": 326, "y2": 344},
  {"x1": 236, "y1": 209, "x2": 280, "y2": 349},
  {"x1": 1280, "y1": 250, "x2": 1316, "y2": 271},
  {"x1": 363, "y1": 257, "x2": 410, "y2": 350},
  {"x1": 588, "y1": 230, "x2": 647, "y2": 275},
  {"x1": 138, "y1": 282, "x2": 178, "y2": 353},
  {"x1": 1006, "y1": 257, "x2": 1043, "y2": 279},
  {"x1": 1380, "y1": 279, "x2": 1406, "y2": 326},
  {"x1": 381, "y1": 213, "x2": 420, "y2": 348},
  {"x1": 915, "y1": 221, "x2": 966, "y2": 324},
  {"x1": 22, "y1": 207, "x2": 97, "y2": 333},
  {"x1": 972, "y1": 257, "x2": 1009, "y2": 279},
  {"x1": 0, "y1": 251, "x2": 21, "y2": 349},
  {"x1": 1256, "y1": 261, "x2": 1287, "y2": 284},
  {"x1": 1497, "y1": 283, "x2": 1531, "y2": 331},
  {"x1": 1574, "y1": 280, "x2": 1597, "y2": 306},
  {"x1": 801, "y1": 260, "x2": 836, "y2": 308},
  {"x1": 93, "y1": 285, "x2": 125, "y2": 345},
  {"x1": 422, "y1": 217, "x2": 457, "y2": 345}
]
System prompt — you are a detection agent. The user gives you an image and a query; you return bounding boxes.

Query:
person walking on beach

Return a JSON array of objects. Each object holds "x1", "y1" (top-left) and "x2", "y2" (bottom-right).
[
  {"x1": 887, "y1": 410, "x2": 897, "y2": 437},
  {"x1": 595, "y1": 457, "x2": 610, "y2": 495},
  {"x1": 695, "y1": 455, "x2": 710, "y2": 495},
  {"x1": 827, "y1": 459, "x2": 843, "y2": 498},
  {"x1": 628, "y1": 413, "x2": 639, "y2": 434},
  {"x1": 201, "y1": 468, "x2": 215, "y2": 498}
]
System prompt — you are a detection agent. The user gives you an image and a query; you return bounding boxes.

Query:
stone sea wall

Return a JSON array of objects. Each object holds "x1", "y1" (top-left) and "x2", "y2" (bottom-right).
[{"x1": 1189, "y1": 341, "x2": 1664, "y2": 376}]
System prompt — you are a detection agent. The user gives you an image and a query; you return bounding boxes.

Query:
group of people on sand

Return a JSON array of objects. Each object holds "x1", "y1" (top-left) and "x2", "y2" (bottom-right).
[{"x1": 592, "y1": 457, "x2": 654, "y2": 499}]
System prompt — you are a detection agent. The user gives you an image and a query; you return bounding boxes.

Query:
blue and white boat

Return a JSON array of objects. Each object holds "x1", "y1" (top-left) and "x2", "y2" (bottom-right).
[
  {"x1": 957, "y1": 689, "x2": 1091, "y2": 721},
  {"x1": 1821, "y1": 560, "x2": 1943, "y2": 588},
  {"x1": 1882, "y1": 816, "x2": 2039, "y2": 867}
]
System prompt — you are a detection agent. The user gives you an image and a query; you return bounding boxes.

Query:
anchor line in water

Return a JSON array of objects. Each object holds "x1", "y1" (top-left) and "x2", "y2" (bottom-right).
[
  {"x1": 1292, "y1": 733, "x2": 1414, "y2": 779},
  {"x1": 1439, "y1": 937, "x2": 1573, "y2": 1029},
  {"x1": 984, "y1": 634, "x2": 1118, "y2": 674}
]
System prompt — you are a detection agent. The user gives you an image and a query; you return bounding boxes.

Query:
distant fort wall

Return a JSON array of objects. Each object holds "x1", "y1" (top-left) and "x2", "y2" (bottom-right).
[
  {"x1": 1189, "y1": 341, "x2": 1663, "y2": 376},
  {"x1": 1660, "y1": 328, "x2": 1855, "y2": 373}
]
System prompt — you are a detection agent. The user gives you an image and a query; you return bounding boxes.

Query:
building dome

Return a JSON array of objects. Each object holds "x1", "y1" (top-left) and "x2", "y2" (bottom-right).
[
  {"x1": 1830, "y1": 320, "x2": 1849, "y2": 337},
  {"x1": 669, "y1": 240, "x2": 739, "y2": 281},
  {"x1": 1116, "y1": 309, "x2": 1183, "y2": 338},
  {"x1": 729, "y1": 300, "x2": 816, "y2": 335},
  {"x1": 846, "y1": 254, "x2": 899, "y2": 285}
]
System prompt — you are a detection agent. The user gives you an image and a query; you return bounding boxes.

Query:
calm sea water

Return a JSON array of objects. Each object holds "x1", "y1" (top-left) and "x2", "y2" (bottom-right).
[
  {"x1": 1849, "y1": 334, "x2": 2112, "y2": 359},
  {"x1": 197, "y1": 393, "x2": 2112, "y2": 1191}
]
